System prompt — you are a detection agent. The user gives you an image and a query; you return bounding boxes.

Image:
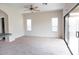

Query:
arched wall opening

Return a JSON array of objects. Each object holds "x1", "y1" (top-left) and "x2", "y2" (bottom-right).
[{"x1": 0, "y1": 9, "x2": 9, "y2": 41}]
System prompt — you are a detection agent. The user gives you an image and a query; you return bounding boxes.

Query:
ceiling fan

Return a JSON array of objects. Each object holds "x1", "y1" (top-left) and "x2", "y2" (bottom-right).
[{"x1": 24, "y1": 4, "x2": 40, "y2": 13}]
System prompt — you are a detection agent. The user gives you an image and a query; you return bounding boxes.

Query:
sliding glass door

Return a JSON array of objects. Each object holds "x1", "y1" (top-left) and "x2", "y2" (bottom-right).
[
  {"x1": 68, "y1": 13, "x2": 79, "y2": 55},
  {"x1": 65, "y1": 5, "x2": 79, "y2": 55}
]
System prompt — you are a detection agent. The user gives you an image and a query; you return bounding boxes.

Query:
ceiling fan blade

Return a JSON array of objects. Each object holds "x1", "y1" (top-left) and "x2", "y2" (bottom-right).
[
  {"x1": 33, "y1": 8, "x2": 40, "y2": 11},
  {"x1": 34, "y1": 6, "x2": 38, "y2": 9},
  {"x1": 24, "y1": 8, "x2": 30, "y2": 11},
  {"x1": 30, "y1": 5, "x2": 32, "y2": 8},
  {"x1": 34, "y1": 9, "x2": 40, "y2": 11}
]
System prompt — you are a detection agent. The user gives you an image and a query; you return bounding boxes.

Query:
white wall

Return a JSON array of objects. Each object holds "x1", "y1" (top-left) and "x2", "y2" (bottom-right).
[
  {"x1": 0, "y1": 18, "x2": 2, "y2": 33},
  {"x1": 0, "y1": 4, "x2": 24, "y2": 42},
  {"x1": 23, "y1": 10, "x2": 63, "y2": 38},
  {"x1": 63, "y1": 3, "x2": 77, "y2": 16},
  {"x1": 0, "y1": 18, "x2": 2, "y2": 40},
  {"x1": 0, "y1": 9, "x2": 8, "y2": 34}
]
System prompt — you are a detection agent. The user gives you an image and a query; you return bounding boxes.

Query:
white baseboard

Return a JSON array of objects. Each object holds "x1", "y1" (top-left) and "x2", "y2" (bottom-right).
[
  {"x1": 9, "y1": 34, "x2": 24, "y2": 42},
  {"x1": 25, "y1": 34, "x2": 59, "y2": 38}
]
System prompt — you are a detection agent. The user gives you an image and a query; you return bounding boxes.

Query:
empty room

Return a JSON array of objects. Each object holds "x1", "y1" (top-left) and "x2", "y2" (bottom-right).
[{"x1": 0, "y1": 3, "x2": 79, "y2": 55}]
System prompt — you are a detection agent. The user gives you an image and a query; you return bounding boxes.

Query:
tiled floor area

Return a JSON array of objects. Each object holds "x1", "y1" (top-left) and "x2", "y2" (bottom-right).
[{"x1": 0, "y1": 36, "x2": 71, "y2": 55}]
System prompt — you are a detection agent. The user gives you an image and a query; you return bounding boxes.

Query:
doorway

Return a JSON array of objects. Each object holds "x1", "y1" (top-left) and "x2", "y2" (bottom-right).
[{"x1": 0, "y1": 18, "x2": 5, "y2": 40}]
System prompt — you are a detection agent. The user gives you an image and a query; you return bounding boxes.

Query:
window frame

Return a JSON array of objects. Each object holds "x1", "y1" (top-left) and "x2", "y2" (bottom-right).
[
  {"x1": 51, "y1": 17, "x2": 58, "y2": 32},
  {"x1": 26, "y1": 19, "x2": 32, "y2": 31}
]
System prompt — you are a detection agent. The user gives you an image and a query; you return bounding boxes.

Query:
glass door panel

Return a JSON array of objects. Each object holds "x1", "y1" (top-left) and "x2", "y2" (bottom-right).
[
  {"x1": 65, "y1": 15, "x2": 69, "y2": 44},
  {"x1": 68, "y1": 16, "x2": 79, "y2": 55},
  {"x1": 65, "y1": 5, "x2": 79, "y2": 55}
]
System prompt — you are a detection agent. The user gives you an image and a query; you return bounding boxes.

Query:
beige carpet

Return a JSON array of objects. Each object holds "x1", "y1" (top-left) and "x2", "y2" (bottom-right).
[{"x1": 0, "y1": 36, "x2": 71, "y2": 55}]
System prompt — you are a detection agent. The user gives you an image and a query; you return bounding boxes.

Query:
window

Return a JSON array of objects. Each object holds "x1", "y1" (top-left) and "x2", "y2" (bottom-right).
[
  {"x1": 51, "y1": 17, "x2": 58, "y2": 32},
  {"x1": 26, "y1": 19, "x2": 32, "y2": 31}
]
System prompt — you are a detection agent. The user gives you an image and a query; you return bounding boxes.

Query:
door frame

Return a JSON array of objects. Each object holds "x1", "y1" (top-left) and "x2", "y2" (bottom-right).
[{"x1": 64, "y1": 3, "x2": 79, "y2": 55}]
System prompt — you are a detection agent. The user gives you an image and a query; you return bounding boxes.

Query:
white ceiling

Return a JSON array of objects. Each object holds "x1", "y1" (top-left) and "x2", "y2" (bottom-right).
[{"x1": 0, "y1": 3, "x2": 65, "y2": 13}]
